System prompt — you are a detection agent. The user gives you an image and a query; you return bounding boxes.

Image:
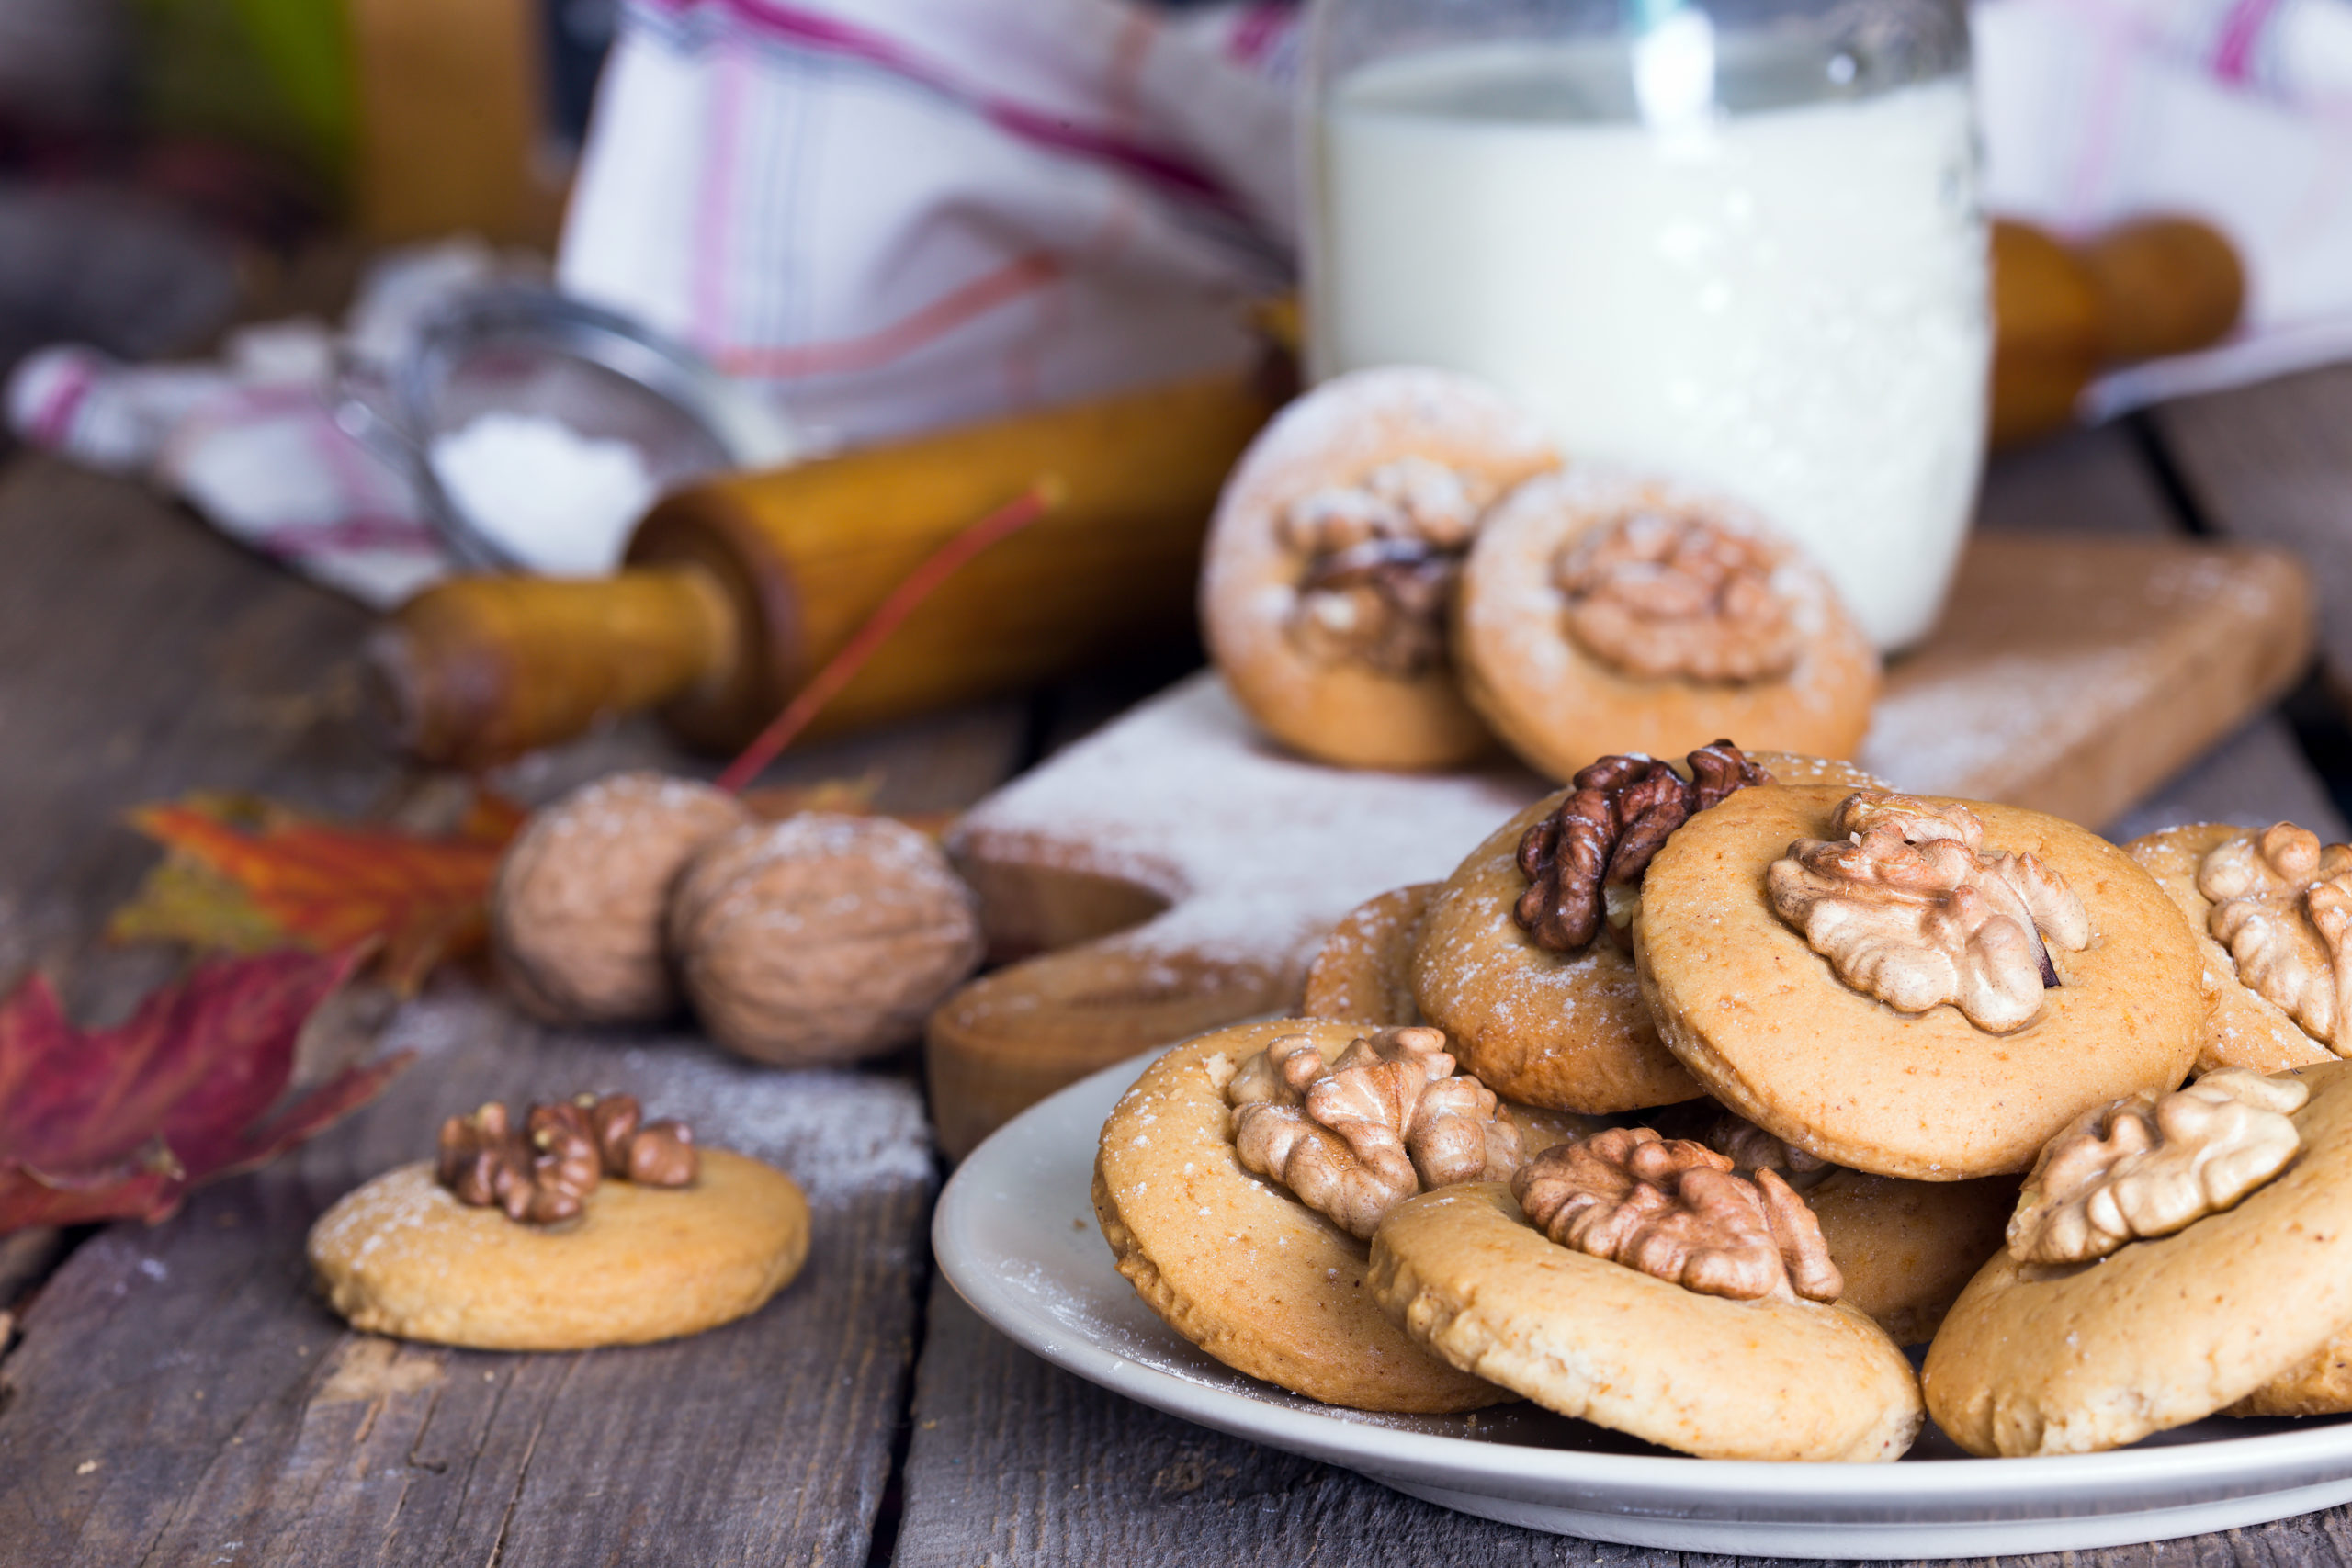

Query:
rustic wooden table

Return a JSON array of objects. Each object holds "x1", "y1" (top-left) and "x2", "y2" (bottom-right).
[{"x1": 4, "y1": 369, "x2": 2352, "y2": 1566}]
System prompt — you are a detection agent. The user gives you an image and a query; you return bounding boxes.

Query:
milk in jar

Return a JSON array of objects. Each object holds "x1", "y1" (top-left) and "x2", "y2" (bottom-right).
[{"x1": 1308, "y1": 31, "x2": 1988, "y2": 649}]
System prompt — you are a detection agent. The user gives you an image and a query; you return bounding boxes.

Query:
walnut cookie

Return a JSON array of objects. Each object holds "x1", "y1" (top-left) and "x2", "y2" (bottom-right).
[
  {"x1": 1200, "y1": 367, "x2": 1558, "y2": 771},
  {"x1": 1636, "y1": 785, "x2": 2204, "y2": 1179},
  {"x1": 1410, "y1": 748, "x2": 1885, "y2": 1114},
  {"x1": 1453, "y1": 470, "x2": 1879, "y2": 784},
  {"x1": 310, "y1": 1095, "x2": 809, "y2": 1351},
  {"x1": 1368, "y1": 1130, "x2": 1921, "y2": 1461},
  {"x1": 1092, "y1": 1019, "x2": 1598, "y2": 1412},
  {"x1": 1302, "y1": 882, "x2": 1435, "y2": 1026},
  {"x1": 1926, "y1": 1064, "x2": 2352, "y2": 1454},
  {"x1": 2126, "y1": 822, "x2": 2345, "y2": 1073},
  {"x1": 1673, "y1": 1107, "x2": 2018, "y2": 1348}
]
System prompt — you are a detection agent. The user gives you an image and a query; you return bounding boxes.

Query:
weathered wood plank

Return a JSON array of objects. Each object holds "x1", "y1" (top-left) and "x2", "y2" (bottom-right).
[
  {"x1": 0, "y1": 456, "x2": 1023, "y2": 1566},
  {"x1": 0, "y1": 999, "x2": 937, "y2": 1568},
  {"x1": 2151, "y1": 367, "x2": 2352, "y2": 708},
  {"x1": 895, "y1": 1280, "x2": 2352, "y2": 1568}
]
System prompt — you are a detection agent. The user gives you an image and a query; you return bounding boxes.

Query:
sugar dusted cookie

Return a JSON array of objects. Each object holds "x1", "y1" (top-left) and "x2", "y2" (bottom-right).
[
  {"x1": 1411, "y1": 743, "x2": 1785, "y2": 1113},
  {"x1": 1638, "y1": 786, "x2": 2204, "y2": 1179},
  {"x1": 1095, "y1": 1019, "x2": 1581, "y2": 1413},
  {"x1": 1302, "y1": 883, "x2": 1433, "y2": 1026},
  {"x1": 2126, "y1": 822, "x2": 2341, "y2": 1073},
  {"x1": 1201, "y1": 367, "x2": 1558, "y2": 770},
  {"x1": 311, "y1": 1094, "x2": 809, "y2": 1350},
  {"x1": 1370, "y1": 1133, "x2": 1920, "y2": 1461},
  {"x1": 1927, "y1": 1065, "x2": 2352, "y2": 1454},
  {"x1": 1453, "y1": 470, "x2": 1878, "y2": 783}
]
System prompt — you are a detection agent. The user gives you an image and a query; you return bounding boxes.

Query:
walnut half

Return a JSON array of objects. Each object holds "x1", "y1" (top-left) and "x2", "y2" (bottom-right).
[
  {"x1": 435, "y1": 1092, "x2": 698, "y2": 1224},
  {"x1": 1767, "y1": 792, "x2": 2090, "y2": 1033},
  {"x1": 2007, "y1": 1068, "x2": 2308, "y2": 1263},
  {"x1": 1511, "y1": 1127, "x2": 1842, "y2": 1303},
  {"x1": 1229, "y1": 1026, "x2": 1521, "y2": 1240},
  {"x1": 1283, "y1": 457, "x2": 1495, "y2": 679},
  {"x1": 1514, "y1": 740, "x2": 1771, "y2": 952},
  {"x1": 1557, "y1": 508, "x2": 1802, "y2": 682},
  {"x1": 2199, "y1": 823, "x2": 2352, "y2": 1050}
]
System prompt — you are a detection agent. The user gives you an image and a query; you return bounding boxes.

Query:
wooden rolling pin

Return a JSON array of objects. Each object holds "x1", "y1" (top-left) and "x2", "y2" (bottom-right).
[
  {"x1": 376, "y1": 367, "x2": 1283, "y2": 768},
  {"x1": 1991, "y1": 215, "x2": 2245, "y2": 448}
]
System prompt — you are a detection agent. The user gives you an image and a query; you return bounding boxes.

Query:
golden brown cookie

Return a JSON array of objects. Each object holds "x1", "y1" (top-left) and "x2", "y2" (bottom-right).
[
  {"x1": 1453, "y1": 471, "x2": 1879, "y2": 783},
  {"x1": 1371, "y1": 1181, "x2": 1921, "y2": 1461},
  {"x1": 1411, "y1": 795, "x2": 1700, "y2": 1113},
  {"x1": 1638, "y1": 785, "x2": 2205, "y2": 1179},
  {"x1": 1094, "y1": 1021, "x2": 1507, "y2": 1411},
  {"x1": 1200, "y1": 367, "x2": 1558, "y2": 771},
  {"x1": 1807, "y1": 1168, "x2": 2018, "y2": 1347},
  {"x1": 2126, "y1": 823, "x2": 2336, "y2": 1073},
  {"x1": 309, "y1": 1149, "x2": 810, "y2": 1350},
  {"x1": 1926, "y1": 1062, "x2": 2352, "y2": 1454},
  {"x1": 1302, "y1": 883, "x2": 1433, "y2": 1025}
]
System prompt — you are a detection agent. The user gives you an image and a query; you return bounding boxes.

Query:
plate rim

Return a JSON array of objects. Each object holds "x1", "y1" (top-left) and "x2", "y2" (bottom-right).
[{"x1": 933, "y1": 1044, "x2": 2352, "y2": 1517}]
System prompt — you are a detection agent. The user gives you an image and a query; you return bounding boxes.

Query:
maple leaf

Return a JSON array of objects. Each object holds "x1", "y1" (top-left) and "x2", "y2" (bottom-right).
[
  {"x1": 109, "y1": 791, "x2": 526, "y2": 995},
  {"x1": 0, "y1": 949, "x2": 413, "y2": 1234}
]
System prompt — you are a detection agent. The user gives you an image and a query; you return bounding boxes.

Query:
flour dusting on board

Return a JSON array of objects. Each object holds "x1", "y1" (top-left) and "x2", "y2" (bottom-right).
[{"x1": 955, "y1": 673, "x2": 1544, "y2": 982}]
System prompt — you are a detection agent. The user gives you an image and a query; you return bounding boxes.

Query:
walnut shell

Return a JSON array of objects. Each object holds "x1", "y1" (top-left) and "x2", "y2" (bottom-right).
[
  {"x1": 669, "y1": 813, "x2": 984, "y2": 1066},
  {"x1": 492, "y1": 772, "x2": 752, "y2": 1025}
]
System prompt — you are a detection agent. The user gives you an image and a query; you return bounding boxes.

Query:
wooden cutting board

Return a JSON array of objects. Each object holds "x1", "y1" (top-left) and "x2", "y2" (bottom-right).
[{"x1": 925, "y1": 532, "x2": 2313, "y2": 1157}]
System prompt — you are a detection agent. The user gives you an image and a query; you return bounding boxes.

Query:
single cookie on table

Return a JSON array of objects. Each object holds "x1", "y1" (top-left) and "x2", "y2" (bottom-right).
[
  {"x1": 1685, "y1": 1108, "x2": 2018, "y2": 1347},
  {"x1": 1302, "y1": 883, "x2": 1434, "y2": 1025},
  {"x1": 1412, "y1": 742, "x2": 1839, "y2": 1114},
  {"x1": 310, "y1": 1093, "x2": 809, "y2": 1350},
  {"x1": 1637, "y1": 784, "x2": 2205, "y2": 1179},
  {"x1": 2125, "y1": 822, "x2": 2343, "y2": 1073},
  {"x1": 1095, "y1": 1018, "x2": 1591, "y2": 1412},
  {"x1": 1370, "y1": 1129, "x2": 1920, "y2": 1461},
  {"x1": 1453, "y1": 470, "x2": 1879, "y2": 784},
  {"x1": 1200, "y1": 366, "x2": 1558, "y2": 771},
  {"x1": 1926, "y1": 1066, "x2": 2352, "y2": 1454}
]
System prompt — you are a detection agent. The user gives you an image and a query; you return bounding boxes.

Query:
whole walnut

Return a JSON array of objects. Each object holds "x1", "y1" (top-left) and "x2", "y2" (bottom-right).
[
  {"x1": 492, "y1": 772, "x2": 752, "y2": 1025},
  {"x1": 668, "y1": 813, "x2": 984, "y2": 1066}
]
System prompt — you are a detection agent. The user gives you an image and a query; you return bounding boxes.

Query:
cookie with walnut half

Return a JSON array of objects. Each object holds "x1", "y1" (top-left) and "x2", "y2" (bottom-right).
[
  {"x1": 1637, "y1": 785, "x2": 2204, "y2": 1179},
  {"x1": 1369, "y1": 1130, "x2": 1921, "y2": 1461},
  {"x1": 1091, "y1": 1019, "x2": 1599, "y2": 1413},
  {"x1": 1200, "y1": 367, "x2": 1558, "y2": 771},
  {"x1": 1926, "y1": 1064, "x2": 2352, "y2": 1453},
  {"x1": 1453, "y1": 470, "x2": 1879, "y2": 784},
  {"x1": 1409, "y1": 749, "x2": 1886, "y2": 1114},
  {"x1": 310, "y1": 1094, "x2": 809, "y2": 1351},
  {"x1": 2125, "y1": 822, "x2": 2343, "y2": 1074}
]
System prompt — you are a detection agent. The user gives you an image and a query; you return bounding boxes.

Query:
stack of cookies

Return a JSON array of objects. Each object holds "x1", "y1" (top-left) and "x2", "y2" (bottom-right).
[
  {"x1": 1093, "y1": 745, "x2": 2352, "y2": 1461},
  {"x1": 1199, "y1": 366, "x2": 1879, "y2": 781}
]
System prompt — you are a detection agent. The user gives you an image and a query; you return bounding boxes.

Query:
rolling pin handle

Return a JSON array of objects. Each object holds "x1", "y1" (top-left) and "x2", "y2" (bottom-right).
[{"x1": 370, "y1": 567, "x2": 741, "y2": 772}]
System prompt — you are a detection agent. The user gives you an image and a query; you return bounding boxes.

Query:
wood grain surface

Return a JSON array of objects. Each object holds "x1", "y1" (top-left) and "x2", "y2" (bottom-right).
[
  {"x1": 2154, "y1": 366, "x2": 2352, "y2": 710},
  {"x1": 0, "y1": 461, "x2": 1006, "y2": 1566}
]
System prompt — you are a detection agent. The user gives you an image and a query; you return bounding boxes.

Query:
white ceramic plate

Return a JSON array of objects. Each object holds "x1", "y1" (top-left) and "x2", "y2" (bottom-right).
[{"x1": 933, "y1": 1048, "x2": 2352, "y2": 1558}]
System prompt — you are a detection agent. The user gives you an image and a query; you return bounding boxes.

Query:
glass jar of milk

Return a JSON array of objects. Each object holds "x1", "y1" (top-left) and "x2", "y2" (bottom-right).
[{"x1": 1306, "y1": 0, "x2": 1985, "y2": 649}]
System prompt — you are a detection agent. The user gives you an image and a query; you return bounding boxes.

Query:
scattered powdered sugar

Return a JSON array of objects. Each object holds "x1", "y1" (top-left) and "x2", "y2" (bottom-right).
[
  {"x1": 1861, "y1": 646, "x2": 2149, "y2": 799},
  {"x1": 956, "y1": 673, "x2": 1544, "y2": 977},
  {"x1": 615, "y1": 1045, "x2": 933, "y2": 1204}
]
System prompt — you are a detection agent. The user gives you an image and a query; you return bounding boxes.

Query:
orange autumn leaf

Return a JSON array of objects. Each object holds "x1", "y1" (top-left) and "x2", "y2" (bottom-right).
[{"x1": 113, "y1": 792, "x2": 526, "y2": 994}]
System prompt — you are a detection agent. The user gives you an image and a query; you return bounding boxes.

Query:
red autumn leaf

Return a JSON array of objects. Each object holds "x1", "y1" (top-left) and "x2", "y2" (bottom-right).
[
  {"x1": 0, "y1": 949, "x2": 413, "y2": 1234},
  {"x1": 116, "y1": 792, "x2": 525, "y2": 994}
]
